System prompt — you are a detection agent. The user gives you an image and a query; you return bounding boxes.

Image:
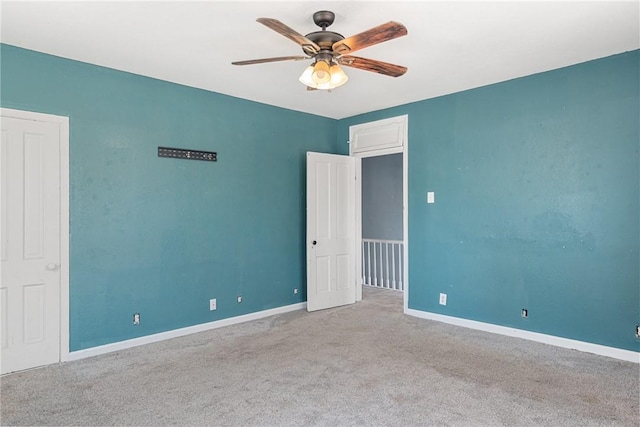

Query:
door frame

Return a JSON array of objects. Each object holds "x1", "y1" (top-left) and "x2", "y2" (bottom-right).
[
  {"x1": 1, "y1": 107, "x2": 70, "y2": 364},
  {"x1": 349, "y1": 115, "x2": 408, "y2": 311}
]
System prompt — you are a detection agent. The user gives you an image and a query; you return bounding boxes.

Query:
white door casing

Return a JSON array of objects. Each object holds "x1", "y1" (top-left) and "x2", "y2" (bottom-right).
[
  {"x1": 0, "y1": 109, "x2": 69, "y2": 374},
  {"x1": 349, "y1": 115, "x2": 408, "y2": 308},
  {"x1": 306, "y1": 152, "x2": 356, "y2": 312}
]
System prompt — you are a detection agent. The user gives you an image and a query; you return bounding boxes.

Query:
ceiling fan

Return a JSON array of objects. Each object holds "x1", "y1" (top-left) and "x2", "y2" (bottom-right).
[{"x1": 232, "y1": 10, "x2": 408, "y2": 91}]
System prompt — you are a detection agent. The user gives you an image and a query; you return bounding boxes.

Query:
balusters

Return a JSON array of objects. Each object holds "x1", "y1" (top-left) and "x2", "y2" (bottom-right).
[{"x1": 361, "y1": 239, "x2": 403, "y2": 291}]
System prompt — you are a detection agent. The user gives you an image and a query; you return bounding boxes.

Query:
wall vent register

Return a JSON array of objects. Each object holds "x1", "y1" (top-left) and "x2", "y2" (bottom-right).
[{"x1": 158, "y1": 147, "x2": 217, "y2": 162}]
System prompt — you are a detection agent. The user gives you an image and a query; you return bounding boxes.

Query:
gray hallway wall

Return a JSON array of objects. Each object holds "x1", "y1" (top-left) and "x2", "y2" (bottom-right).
[{"x1": 362, "y1": 153, "x2": 403, "y2": 240}]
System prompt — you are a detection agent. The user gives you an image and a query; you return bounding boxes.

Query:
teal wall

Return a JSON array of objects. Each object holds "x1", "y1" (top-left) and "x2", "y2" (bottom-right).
[
  {"x1": 338, "y1": 50, "x2": 640, "y2": 352},
  {"x1": 3, "y1": 43, "x2": 638, "y2": 353},
  {"x1": 1, "y1": 44, "x2": 338, "y2": 351}
]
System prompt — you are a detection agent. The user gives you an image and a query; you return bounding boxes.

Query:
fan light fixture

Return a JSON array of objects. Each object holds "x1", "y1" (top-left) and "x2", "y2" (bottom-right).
[{"x1": 299, "y1": 60, "x2": 348, "y2": 90}]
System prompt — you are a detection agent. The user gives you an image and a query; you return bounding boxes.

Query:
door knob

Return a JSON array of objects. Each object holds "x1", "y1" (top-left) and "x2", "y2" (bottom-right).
[
  {"x1": 312, "y1": 240, "x2": 317, "y2": 245},
  {"x1": 46, "y1": 263, "x2": 59, "y2": 271}
]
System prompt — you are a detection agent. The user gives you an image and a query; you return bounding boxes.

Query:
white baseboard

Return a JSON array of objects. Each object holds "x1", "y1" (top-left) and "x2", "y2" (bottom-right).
[
  {"x1": 66, "y1": 302, "x2": 307, "y2": 362},
  {"x1": 405, "y1": 308, "x2": 640, "y2": 364}
]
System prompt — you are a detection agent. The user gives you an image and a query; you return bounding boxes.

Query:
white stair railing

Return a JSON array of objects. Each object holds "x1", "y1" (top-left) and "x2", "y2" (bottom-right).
[{"x1": 362, "y1": 239, "x2": 404, "y2": 291}]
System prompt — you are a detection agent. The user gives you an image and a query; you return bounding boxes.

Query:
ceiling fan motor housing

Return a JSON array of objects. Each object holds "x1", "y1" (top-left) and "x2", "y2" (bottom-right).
[
  {"x1": 305, "y1": 31, "x2": 344, "y2": 53},
  {"x1": 304, "y1": 10, "x2": 344, "y2": 59}
]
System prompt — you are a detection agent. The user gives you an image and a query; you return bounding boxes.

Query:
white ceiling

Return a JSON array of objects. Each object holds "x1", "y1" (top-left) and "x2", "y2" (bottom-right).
[{"x1": 1, "y1": 1, "x2": 638, "y2": 119}]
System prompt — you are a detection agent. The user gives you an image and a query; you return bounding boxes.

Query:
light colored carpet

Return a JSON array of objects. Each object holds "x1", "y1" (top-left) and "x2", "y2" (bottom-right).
[{"x1": 1, "y1": 287, "x2": 638, "y2": 426}]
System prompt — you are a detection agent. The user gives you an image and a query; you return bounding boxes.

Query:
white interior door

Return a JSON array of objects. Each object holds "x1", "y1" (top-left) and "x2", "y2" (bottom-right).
[
  {"x1": 1, "y1": 115, "x2": 61, "y2": 374},
  {"x1": 306, "y1": 152, "x2": 355, "y2": 312}
]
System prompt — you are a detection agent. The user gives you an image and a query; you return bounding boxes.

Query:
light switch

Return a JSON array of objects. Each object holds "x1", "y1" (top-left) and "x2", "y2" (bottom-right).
[{"x1": 427, "y1": 192, "x2": 435, "y2": 204}]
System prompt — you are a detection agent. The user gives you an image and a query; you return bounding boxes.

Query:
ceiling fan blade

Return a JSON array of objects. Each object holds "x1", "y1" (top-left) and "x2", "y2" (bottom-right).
[
  {"x1": 232, "y1": 55, "x2": 309, "y2": 66},
  {"x1": 257, "y1": 18, "x2": 320, "y2": 55},
  {"x1": 338, "y1": 56, "x2": 407, "y2": 77},
  {"x1": 333, "y1": 21, "x2": 407, "y2": 55}
]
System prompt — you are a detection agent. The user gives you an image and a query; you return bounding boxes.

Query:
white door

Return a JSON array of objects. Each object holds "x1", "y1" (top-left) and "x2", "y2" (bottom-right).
[
  {"x1": 306, "y1": 152, "x2": 356, "y2": 312},
  {"x1": 1, "y1": 116, "x2": 61, "y2": 374}
]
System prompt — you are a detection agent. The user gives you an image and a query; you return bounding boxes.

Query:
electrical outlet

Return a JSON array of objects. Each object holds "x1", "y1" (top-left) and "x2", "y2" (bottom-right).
[
  {"x1": 209, "y1": 298, "x2": 217, "y2": 311},
  {"x1": 237, "y1": 296, "x2": 242, "y2": 303},
  {"x1": 133, "y1": 313, "x2": 140, "y2": 325},
  {"x1": 521, "y1": 309, "x2": 528, "y2": 318},
  {"x1": 636, "y1": 325, "x2": 640, "y2": 339},
  {"x1": 293, "y1": 288, "x2": 298, "y2": 294},
  {"x1": 439, "y1": 293, "x2": 447, "y2": 306}
]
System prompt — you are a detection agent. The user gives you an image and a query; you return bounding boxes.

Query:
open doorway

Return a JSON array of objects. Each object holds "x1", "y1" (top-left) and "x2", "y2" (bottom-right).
[
  {"x1": 361, "y1": 154, "x2": 404, "y2": 292},
  {"x1": 350, "y1": 115, "x2": 408, "y2": 310}
]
